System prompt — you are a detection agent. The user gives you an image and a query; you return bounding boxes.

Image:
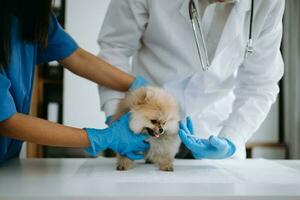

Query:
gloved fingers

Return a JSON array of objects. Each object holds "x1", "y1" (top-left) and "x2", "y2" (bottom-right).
[
  {"x1": 138, "y1": 133, "x2": 151, "y2": 141},
  {"x1": 178, "y1": 129, "x2": 192, "y2": 145},
  {"x1": 120, "y1": 112, "x2": 131, "y2": 121},
  {"x1": 135, "y1": 140, "x2": 150, "y2": 151},
  {"x1": 209, "y1": 136, "x2": 228, "y2": 151},
  {"x1": 126, "y1": 152, "x2": 145, "y2": 160},
  {"x1": 179, "y1": 128, "x2": 201, "y2": 144},
  {"x1": 198, "y1": 138, "x2": 210, "y2": 146},
  {"x1": 135, "y1": 135, "x2": 150, "y2": 148},
  {"x1": 129, "y1": 75, "x2": 149, "y2": 91},
  {"x1": 179, "y1": 121, "x2": 190, "y2": 134},
  {"x1": 186, "y1": 117, "x2": 195, "y2": 135},
  {"x1": 109, "y1": 112, "x2": 130, "y2": 128},
  {"x1": 189, "y1": 141, "x2": 208, "y2": 153},
  {"x1": 179, "y1": 130, "x2": 206, "y2": 152}
]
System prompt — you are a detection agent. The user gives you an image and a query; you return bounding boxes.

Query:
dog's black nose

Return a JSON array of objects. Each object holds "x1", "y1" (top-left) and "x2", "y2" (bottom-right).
[{"x1": 159, "y1": 128, "x2": 164, "y2": 133}]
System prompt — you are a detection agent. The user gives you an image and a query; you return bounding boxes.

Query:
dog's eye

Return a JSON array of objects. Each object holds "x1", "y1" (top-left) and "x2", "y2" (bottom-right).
[{"x1": 151, "y1": 120, "x2": 158, "y2": 124}]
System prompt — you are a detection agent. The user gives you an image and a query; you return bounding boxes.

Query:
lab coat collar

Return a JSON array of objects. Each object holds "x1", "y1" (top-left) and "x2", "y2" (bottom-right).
[
  {"x1": 179, "y1": 0, "x2": 251, "y2": 26},
  {"x1": 213, "y1": 0, "x2": 251, "y2": 57},
  {"x1": 179, "y1": 0, "x2": 251, "y2": 60}
]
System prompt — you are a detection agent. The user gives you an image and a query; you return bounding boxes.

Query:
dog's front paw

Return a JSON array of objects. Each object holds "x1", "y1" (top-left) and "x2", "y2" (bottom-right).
[
  {"x1": 116, "y1": 164, "x2": 131, "y2": 171},
  {"x1": 159, "y1": 163, "x2": 174, "y2": 172}
]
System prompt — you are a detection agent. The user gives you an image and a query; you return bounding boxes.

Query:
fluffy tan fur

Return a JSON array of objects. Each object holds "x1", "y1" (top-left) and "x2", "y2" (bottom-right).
[{"x1": 111, "y1": 86, "x2": 180, "y2": 171}]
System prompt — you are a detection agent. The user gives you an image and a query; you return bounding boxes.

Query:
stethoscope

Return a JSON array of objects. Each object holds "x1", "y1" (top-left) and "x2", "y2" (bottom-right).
[{"x1": 189, "y1": 0, "x2": 254, "y2": 71}]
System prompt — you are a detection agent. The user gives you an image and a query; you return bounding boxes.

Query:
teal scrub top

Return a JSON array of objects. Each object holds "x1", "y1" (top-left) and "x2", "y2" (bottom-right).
[{"x1": 0, "y1": 15, "x2": 78, "y2": 162}]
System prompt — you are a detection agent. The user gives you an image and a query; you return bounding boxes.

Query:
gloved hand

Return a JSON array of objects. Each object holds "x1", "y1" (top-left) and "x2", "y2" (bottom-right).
[
  {"x1": 85, "y1": 113, "x2": 150, "y2": 160},
  {"x1": 103, "y1": 115, "x2": 145, "y2": 160},
  {"x1": 129, "y1": 75, "x2": 149, "y2": 91},
  {"x1": 178, "y1": 117, "x2": 236, "y2": 159}
]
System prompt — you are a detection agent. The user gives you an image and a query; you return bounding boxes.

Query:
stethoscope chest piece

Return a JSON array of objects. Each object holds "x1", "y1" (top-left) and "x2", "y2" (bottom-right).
[
  {"x1": 245, "y1": 0, "x2": 255, "y2": 58},
  {"x1": 245, "y1": 39, "x2": 254, "y2": 58}
]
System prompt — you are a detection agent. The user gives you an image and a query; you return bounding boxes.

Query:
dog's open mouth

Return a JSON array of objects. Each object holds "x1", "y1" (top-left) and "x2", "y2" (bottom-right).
[{"x1": 145, "y1": 127, "x2": 162, "y2": 138}]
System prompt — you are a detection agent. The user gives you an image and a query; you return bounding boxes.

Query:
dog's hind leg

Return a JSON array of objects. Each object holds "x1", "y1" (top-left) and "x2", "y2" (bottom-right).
[
  {"x1": 151, "y1": 152, "x2": 174, "y2": 172},
  {"x1": 157, "y1": 155, "x2": 174, "y2": 171},
  {"x1": 144, "y1": 151, "x2": 154, "y2": 164}
]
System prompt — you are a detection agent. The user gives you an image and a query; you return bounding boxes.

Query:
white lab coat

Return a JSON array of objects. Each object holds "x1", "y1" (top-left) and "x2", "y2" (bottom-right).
[{"x1": 98, "y1": 0, "x2": 285, "y2": 158}]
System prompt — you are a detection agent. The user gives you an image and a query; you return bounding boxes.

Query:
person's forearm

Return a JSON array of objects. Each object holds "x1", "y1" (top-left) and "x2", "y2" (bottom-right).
[
  {"x1": 0, "y1": 113, "x2": 90, "y2": 147},
  {"x1": 59, "y1": 48, "x2": 135, "y2": 92}
]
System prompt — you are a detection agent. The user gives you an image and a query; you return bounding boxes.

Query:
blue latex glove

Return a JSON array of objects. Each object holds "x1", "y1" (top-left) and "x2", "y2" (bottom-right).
[
  {"x1": 129, "y1": 75, "x2": 149, "y2": 91},
  {"x1": 178, "y1": 117, "x2": 236, "y2": 159},
  {"x1": 85, "y1": 113, "x2": 150, "y2": 160},
  {"x1": 103, "y1": 115, "x2": 145, "y2": 160}
]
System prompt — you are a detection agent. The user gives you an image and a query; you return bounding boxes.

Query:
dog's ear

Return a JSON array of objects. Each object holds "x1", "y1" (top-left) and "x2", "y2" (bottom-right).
[
  {"x1": 136, "y1": 88, "x2": 150, "y2": 105},
  {"x1": 131, "y1": 87, "x2": 154, "y2": 106}
]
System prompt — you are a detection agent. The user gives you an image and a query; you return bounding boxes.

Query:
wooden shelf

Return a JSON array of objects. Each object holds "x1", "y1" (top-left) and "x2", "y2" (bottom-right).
[
  {"x1": 246, "y1": 142, "x2": 288, "y2": 158},
  {"x1": 43, "y1": 79, "x2": 63, "y2": 84},
  {"x1": 246, "y1": 142, "x2": 287, "y2": 149},
  {"x1": 26, "y1": 2, "x2": 65, "y2": 158}
]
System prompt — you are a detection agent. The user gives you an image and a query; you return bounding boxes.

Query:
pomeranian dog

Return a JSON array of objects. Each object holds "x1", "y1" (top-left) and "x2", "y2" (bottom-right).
[{"x1": 110, "y1": 86, "x2": 180, "y2": 171}]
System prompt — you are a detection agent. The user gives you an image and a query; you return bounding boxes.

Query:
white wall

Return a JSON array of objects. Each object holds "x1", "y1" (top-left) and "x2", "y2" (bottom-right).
[
  {"x1": 63, "y1": 0, "x2": 111, "y2": 129},
  {"x1": 250, "y1": 100, "x2": 279, "y2": 143}
]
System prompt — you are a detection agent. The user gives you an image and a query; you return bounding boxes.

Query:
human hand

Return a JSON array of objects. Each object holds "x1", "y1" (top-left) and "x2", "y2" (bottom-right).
[
  {"x1": 85, "y1": 112, "x2": 150, "y2": 160},
  {"x1": 178, "y1": 117, "x2": 236, "y2": 159},
  {"x1": 129, "y1": 75, "x2": 149, "y2": 91}
]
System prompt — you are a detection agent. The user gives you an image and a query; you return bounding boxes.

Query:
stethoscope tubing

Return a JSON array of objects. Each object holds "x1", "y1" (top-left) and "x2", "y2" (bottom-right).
[
  {"x1": 189, "y1": 0, "x2": 210, "y2": 71},
  {"x1": 189, "y1": 0, "x2": 254, "y2": 70}
]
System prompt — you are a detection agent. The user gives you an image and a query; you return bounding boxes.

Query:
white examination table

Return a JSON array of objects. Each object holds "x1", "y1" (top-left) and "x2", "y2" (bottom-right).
[{"x1": 0, "y1": 158, "x2": 300, "y2": 200}]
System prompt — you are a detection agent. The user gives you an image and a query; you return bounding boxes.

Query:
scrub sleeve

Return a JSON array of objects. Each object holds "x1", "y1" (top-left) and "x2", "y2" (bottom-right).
[{"x1": 0, "y1": 14, "x2": 78, "y2": 162}]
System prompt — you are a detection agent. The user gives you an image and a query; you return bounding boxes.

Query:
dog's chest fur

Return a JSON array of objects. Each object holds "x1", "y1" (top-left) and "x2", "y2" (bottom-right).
[{"x1": 146, "y1": 133, "x2": 180, "y2": 161}]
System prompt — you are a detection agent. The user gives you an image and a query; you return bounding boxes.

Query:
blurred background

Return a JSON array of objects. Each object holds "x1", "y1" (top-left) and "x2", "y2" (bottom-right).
[{"x1": 21, "y1": 0, "x2": 300, "y2": 160}]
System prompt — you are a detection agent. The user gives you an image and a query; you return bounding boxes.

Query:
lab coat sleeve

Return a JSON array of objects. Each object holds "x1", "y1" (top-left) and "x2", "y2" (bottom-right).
[
  {"x1": 97, "y1": 0, "x2": 149, "y2": 116},
  {"x1": 219, "y1": 1, "x2": 285, "y2": 149},
  {"x1": 0, "y1": 70, "x2": 17, "y2": 122}
]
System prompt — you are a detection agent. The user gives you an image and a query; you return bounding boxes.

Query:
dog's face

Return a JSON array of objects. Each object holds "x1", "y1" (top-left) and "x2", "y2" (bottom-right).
[{"x1": 128, "y1": 87, "x2": 179, "y2": 138}]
